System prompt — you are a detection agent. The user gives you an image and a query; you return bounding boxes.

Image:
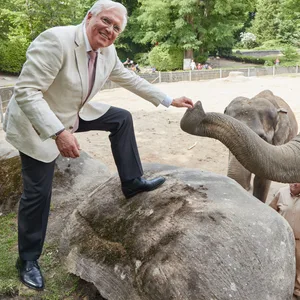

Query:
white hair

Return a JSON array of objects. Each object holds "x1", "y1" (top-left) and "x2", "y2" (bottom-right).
[{"x1": 84, "y1": 0, "x2": 128, "y2": 31}]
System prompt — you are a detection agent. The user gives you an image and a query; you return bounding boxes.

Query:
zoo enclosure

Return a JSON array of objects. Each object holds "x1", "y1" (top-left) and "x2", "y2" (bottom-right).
[{"x1": 1, "y1": 65, "x2": 299, "y2": 123}]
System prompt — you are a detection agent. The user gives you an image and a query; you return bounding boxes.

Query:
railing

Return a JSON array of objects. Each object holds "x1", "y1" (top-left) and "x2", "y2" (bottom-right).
[
  {"x1": 0, "y1": 65, "x2": 299, "y2": 123},
  {"x1": 101, "y1": 65, "x2": 300, "y2": 90}
]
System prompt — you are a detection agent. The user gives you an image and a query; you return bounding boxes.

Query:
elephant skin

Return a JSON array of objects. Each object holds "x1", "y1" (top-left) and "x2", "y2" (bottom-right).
[
  {"x1": 60, "y1": 164, "x2": 295, "y2": 300},
  {"x1": 180, "y1": 99, "x2": 300, "y2": 183},
  {"x1": 223, "y1": 90, "x2": 298, "y2": 202}
]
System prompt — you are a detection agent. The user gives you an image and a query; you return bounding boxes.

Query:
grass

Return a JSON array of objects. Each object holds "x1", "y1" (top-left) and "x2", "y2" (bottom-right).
[
  {"x1": 0, "y1": 213, "x2": 19, "y2": 296},
  {"x1": 0, "y1": 213, "x2": 87, "y2": 299}
]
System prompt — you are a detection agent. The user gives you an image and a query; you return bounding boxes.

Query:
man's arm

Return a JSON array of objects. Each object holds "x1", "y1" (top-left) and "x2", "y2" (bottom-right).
[
  {"x1": 14, "y1": 29, "x2": 65, "y2": 141},
  {"x1": 269, "y1": 193, "x2": 280, "y2": 212},
  {"x1": 109, "y1": 53, "x2": 193, "y2": 108}
]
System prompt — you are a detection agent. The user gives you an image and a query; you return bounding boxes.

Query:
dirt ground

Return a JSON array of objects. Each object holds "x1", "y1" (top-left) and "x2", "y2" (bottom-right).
[{"x1": 1, "y1": 73, "x2": 300, "y2": 204}]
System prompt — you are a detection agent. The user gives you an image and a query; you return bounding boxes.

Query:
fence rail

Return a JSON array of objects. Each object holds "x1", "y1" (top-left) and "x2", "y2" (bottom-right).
[{"x1": 1, "y1": 65, "x2": 299, "y2": 123}]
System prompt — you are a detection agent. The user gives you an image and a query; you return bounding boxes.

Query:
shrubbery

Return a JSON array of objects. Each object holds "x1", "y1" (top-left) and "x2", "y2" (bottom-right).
[
  {"x1": 0, "y1": 38, "x2": 29, "y2": 74},
  {"x1": 222, "y1": 54, "x2": 266, "y2": 65},
  {"x1": 240, "y1": 32, "x2": 257, "y2": 49},
  {"x1": 133, "y1": 52, "x2": 149, "y2": 66},
  {"x1": 148, "y1": 45, "x2": 183, "y2": 71}
]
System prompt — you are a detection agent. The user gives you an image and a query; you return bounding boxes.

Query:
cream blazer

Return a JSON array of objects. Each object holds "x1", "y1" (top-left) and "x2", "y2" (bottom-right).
[{"x1": 4, "y1": 24, "x2": 168, "y2": 162}]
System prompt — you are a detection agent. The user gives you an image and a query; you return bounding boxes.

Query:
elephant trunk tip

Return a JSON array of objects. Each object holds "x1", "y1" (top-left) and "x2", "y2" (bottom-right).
[{"x1": 180, "y1": 101, "x2": 206, "y2": 134}]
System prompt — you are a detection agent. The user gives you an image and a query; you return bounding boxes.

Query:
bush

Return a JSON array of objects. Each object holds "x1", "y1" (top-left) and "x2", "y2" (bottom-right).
[
  {"x1": 133, "y1": 52, "x2": 149, "y2": 66},
  {"x1": 281, "y1": 45, "x2": 299, "y2": 61},
  {"x1": 0, "y1": 38, "x2": 29, "y2": 74},
  {"x1": 195, "y1": 54, "x2": 208, "y2": 64},
  {"x1": 148, "y1": 45, "x2": 183, "y2": 71},
  {"x1": 255, "y1": 40, "x2": 284, "y2": 50},
  {"x1": 222, "y1": 54, "x2": 266, "y2": 65},
  {"x1": 240, "y1": 32, "x2": 257, "y2": 49}
]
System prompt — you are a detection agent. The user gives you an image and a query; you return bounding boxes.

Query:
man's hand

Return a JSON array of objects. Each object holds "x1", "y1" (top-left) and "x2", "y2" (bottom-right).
[
  {"x1": 55, "y1": 130, "x2": 80, "y2": 158},
  {"x1": 171, "y1": 97, "x2": 194, "y2": 108}
]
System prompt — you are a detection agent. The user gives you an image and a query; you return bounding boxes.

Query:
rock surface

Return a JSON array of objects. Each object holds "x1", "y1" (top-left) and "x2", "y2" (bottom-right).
[{"x1": 60, "y1": 164, "x2": 295, "y2": 300}]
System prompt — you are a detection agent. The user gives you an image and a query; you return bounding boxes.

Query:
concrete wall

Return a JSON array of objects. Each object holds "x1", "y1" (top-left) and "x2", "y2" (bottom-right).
[{"x1": 236, "y1": 50, "x2": 281, "y2": 57}]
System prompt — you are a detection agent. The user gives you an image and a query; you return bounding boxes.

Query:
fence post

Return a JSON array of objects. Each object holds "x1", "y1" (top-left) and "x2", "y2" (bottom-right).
[
  {"x1": 159, "y1": 71, "x2": 161, "y2": 83},
  {"x1": 296, "y1": 65, "x2": 299, "y2": 74},
  {"x1": 189, "y1": 70, "x2": 192, "y2": 81},
  {"x1": 273, "y1": 66, "x2": 275, "y2": 76},
  {"x1": 248, "y1": 68, "x2": 250, "y2": 77},
  {"x1": 219, "y1": 69, "x2": 222, "y2": 78}
]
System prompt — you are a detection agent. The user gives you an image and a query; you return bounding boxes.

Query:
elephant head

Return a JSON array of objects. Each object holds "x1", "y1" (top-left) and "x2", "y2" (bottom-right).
[
  {"x1": 180, "y1": 99, "x2": 300, "y2": 185},
  {"x1": 221, "y1": 90, "x2": 298, "y2": 202}
]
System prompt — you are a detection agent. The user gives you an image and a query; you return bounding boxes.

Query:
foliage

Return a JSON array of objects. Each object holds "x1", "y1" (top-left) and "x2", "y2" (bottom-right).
[
  {"x1": 129, "y1": 0, "x2": 254, "y2": 57},
  {"x1": 133, "y1": 52, "x2": 149, "y2": 66},
  {"x1": 0, "y1": 38, "x2": 29, "y2": 74},
  {"x1": 148, "y1": 45, "x2": 183, "y2": 71},
  {"x1": 223, "y1": 54, "x2": 266, "y2": 65},
  {"x1": 281, "y1": 45, "x2": 299, "y2": 61},
  {"x1": 277, "y1": 0, "x2": 300, "y2": 47},
  {"x1": 240, "y1": 32, "x2": 257, "y2": 49},
  {"x1": 254, "y1": 39, "x2": 285, "y2": 50},
  {"x1": 195, "y1": 54, "x2": 209, "y2": 64},
  {"x1": 0, "y1": 213, "x2": 18, "y2": 296},
  {"x1": 250, "y1": 0, "x2": 281, "y2": 44},
  {"x1": 1, "y1": 0, "x2": 300, "y2": 74}
]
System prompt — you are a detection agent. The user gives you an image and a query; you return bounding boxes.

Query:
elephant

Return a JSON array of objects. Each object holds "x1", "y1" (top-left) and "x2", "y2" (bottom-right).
[
  {"x1": 180, "y1": 95, "x2": 300, "y2": 185},
  {"x1": 223, "y1": 90, "x2": 298, "y2": 202}
]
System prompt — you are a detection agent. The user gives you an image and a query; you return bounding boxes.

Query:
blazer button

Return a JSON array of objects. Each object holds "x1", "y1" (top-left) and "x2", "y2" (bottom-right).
[{"x1": 69, "y1": 126, "x2": 73, "y2": 130}]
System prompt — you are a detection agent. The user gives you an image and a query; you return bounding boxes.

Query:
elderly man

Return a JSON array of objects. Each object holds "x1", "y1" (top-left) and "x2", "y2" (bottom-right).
[
  {"x1": 269, "y1": 183, "x2": 300, "y2": 299},
  {"x1": 4, "y1": 0, "x2": 193, "y2": 291}
]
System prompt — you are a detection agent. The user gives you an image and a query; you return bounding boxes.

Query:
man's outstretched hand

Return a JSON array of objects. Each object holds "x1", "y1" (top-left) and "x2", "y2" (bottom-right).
[
  {"x1": 171, "y1": 97, "x2": 194, "y2": 108},
  {"x1": 55, "y1": 130, "x2": 80, "y2": 158}
]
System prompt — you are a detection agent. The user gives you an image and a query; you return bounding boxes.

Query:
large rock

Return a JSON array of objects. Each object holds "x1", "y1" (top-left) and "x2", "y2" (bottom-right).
[{"x1": 60, "y1": 164, "x2": 295, "y2": 300}]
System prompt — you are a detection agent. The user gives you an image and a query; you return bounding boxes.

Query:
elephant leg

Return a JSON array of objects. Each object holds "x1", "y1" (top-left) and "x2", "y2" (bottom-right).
[
  {"x1": 253, "y1": 176, "x2": 271, "y2": 203},
  {"x1": 227, "y1": 153, "x2": 252, "y2": 191}
]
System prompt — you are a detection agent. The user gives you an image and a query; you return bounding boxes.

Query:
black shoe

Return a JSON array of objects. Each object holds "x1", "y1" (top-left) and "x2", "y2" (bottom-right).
[
  {"x1": 16, "y1": 258, "x2": 44, "y2": 291},
  {"x1": 122, "y1": 176, "x2": 166, "y2": 199}
]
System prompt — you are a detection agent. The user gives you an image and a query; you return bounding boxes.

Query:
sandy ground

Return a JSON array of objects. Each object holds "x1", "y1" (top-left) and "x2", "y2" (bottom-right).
[{"x1": 1, "y1": 73, "x2": 300, "y2": 203}]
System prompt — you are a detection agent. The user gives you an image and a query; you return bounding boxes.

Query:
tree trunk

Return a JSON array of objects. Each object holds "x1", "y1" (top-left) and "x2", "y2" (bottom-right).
[{"x1": 184, "y1": 49, "x2": 193, "y2": 59}]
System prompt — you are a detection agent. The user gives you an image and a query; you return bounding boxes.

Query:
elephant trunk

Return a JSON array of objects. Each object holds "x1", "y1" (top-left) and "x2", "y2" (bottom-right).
[{"x1": 180, "y1": 101, "x2": 300, "y2": 183}]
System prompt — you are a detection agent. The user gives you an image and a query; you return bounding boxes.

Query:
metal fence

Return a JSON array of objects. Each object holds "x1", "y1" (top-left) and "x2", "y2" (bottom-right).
[
  {"x1": 101, "y1": 65, "x2": 300, "y2": 90},
  {"x1": 1, "y1": 65, "x2": 299, "y2": 123}
]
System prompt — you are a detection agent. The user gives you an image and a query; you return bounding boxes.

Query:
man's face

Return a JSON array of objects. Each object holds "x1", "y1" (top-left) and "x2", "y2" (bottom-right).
[
  {"x1": 86, "y1": 9, "x2": 123, "y2": 50},
  {"x1": 289, "y1": 183, "x2": 300, "y2": 196}
]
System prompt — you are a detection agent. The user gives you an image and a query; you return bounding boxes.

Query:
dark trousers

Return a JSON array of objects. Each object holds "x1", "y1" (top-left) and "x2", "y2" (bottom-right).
[{"x1": 18, "y1": 106, "x2": 143, "y2": 260}]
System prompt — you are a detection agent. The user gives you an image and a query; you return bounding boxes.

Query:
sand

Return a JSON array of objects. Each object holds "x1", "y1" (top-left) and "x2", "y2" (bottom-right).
[{"x1": 1, "y1": 73, "x2": 300, "y2": 203}]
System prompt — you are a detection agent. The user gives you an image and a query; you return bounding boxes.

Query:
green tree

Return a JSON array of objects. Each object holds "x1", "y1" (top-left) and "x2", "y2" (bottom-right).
[
  {"x1": 250, "y1": 0, "x2": 281, "y2": 44},
  {"x1": 128, "y1": 0, "x2": 254, "y2": 59},
  {"x1": 277, "y1": 0, "x2": 300, "y2": 46}
]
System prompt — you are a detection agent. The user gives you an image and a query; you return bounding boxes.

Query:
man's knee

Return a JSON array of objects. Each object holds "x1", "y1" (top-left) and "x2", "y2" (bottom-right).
[{"x1": 118, "y1": 109, "x2": 133, "y2": 126}]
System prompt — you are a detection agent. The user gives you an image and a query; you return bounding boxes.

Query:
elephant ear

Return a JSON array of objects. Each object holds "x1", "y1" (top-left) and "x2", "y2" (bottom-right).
[{"x1": 273, "y1": 108, "x2": 291, "y2": 145}]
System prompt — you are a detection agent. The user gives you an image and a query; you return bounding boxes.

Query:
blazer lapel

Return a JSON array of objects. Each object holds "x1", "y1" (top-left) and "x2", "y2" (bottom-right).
[{"x1": 74, "y1": 24, "x2": 89, "y2": 103}]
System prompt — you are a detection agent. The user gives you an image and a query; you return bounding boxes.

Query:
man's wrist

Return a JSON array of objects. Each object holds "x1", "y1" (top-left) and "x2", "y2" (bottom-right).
[{"x1": 51, "y1": 128, "x2": 65, "y2": 140}]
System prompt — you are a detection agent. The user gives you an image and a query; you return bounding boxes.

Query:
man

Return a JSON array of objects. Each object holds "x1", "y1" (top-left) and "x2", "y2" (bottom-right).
[
  {"x1": 269, "y1": 183, "x2": 300, "y2": 299},
  {"x1": 3, "y1": 0, "x2": 193, "y2": 291}
]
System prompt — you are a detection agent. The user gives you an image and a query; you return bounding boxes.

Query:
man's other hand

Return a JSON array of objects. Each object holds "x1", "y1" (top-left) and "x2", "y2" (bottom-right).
[
  {"x1": 171, "y1": 97, "x2": 194, "y2": 108},
  {"x1": 55, "y1": 130, "x2": 80, "y2": 158}
]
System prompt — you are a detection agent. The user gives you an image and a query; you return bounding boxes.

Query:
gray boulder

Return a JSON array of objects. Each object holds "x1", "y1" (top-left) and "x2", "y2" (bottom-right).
[{"x1": 60, "y1": 164, "x2": 295, "y2": 300}]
